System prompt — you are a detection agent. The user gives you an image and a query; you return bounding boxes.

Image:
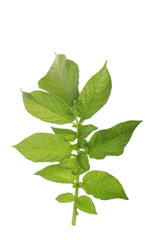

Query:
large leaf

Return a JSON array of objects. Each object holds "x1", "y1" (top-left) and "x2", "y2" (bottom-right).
[
  {"x1": 51, "y1": 127, "x2": 77, "y2": 141},
  {"x1": 22, "y1": 91, "x2": 75, "y2": 124},
  {"x1": 56, "y1": 193, "x2": 74, "y2": 203},
  {"x1": 74, "y1": 62, "x2": 111, "y2": 122},
  {"x1": 79, "y1": 124, "x2": 98, "y2": 138},
  {"x1": 35, "y1": 165, "x2": 76, "y2": 183},
  {"x1": 13, "y1": 133, "x2": 72, "y2": 162},
  {"x1": 88, "y1": 120, "x2": 142, "y2": 159},
  {"x1": 76, "y1": 195, "x2": 97, "y2": 214},
  {"x1": 38, "y1": 54, "x2": 79, "y2": 106},
  {"x1": 76, "y1": 151, "x2": 90, "y2": 171},
  {"x1": 81, "y1": 171, "x2": 128, "y2": 200}
]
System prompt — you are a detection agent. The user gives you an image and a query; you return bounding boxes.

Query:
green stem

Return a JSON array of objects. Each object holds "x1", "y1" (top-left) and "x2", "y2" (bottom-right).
[
  {"x1": 71, "y1": 175, "x2": 79, "y2": 226},
  {"x1": 71, "y1": 118, "x2": 80, "y2": 226}
]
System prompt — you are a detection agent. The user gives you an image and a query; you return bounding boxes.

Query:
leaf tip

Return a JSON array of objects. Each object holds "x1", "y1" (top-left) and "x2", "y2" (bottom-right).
[
  {"x1": 104, "y1": 61, "x2": 108, "y2": 68},
  {"x1": 34, "y1": 171, "x2": 40, "y2": 176},
  {"x1": 124, "y1": 195, "x2": 129, "y2": 200}
]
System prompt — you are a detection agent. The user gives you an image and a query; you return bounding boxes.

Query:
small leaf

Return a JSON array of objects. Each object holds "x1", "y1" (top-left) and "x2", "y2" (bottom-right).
[
  {"x1": 22, "y1": 91, "x2": 75, "y2": 124},
  {"x1": 51, "y1": 127, "x2": 77, "y2": 141},
  {"x1": 72, "y1": 168, "x2": 86, "y2": 176},
  {"x1": 72, "y1": 143, "x2": 79, "y2": 151},
  {"x1": 35, "y1": 165, "x2": 76, "y2": 183},
  {"x1": 77, "y1": 151, "x2": 90, "y2": 171},
  {"x1": 88, "y1": 120, "x2": 142, "y2": 159},
  {"x1": 58, "y1": 158, "x2": 79, "y2": 170},
  {"x1": 79, "y1": 124, "x2": 98, "y2": 138},
  {"x1": 56, "y1": 193, "x2": 74, "y2": 203},
  {"x1": 13, "y1": 133, "x2": 72, "y2": 162},
  {"x1": 76, "y1": 195, "x2": 97, "y2": 214},
  {"x1": 38, "y1": 54, "x2": 79, "y2": 106},
  {"x1": 81, "y1": 170, "x2": 128, "y2": 200},
  {"x1": 74, "y1": 62, "x2": 111, "y2": 122},
  {"x1": 78, "y1": 138, "x2": 89, "y2": 151}
]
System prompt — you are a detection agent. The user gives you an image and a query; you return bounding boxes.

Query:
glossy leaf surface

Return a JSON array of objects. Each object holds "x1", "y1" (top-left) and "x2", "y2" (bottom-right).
[
  {"x1": 38, "y1": 54, "x2": 79, "y2": 106},
  {"x1": 81, "y1": 170, "x2": 128, "y2": 200},
  {"x1": 35, "y1": 165, "x2": 76, "y2": 183},
  {"x1": 74, "y1": 62, "x2": 111, "y2": 122},
  {"x1": 22, "y1": 91, "x2": 75, "y2": 124},
  {"x1": 88, "y1": 120, "x2": 142, "y2": 159},
  {"x1": 13, "y1": 133, "x2": 72, "y2": 162}
]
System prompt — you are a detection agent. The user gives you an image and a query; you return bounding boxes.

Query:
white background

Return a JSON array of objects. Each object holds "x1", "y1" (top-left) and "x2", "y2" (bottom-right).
[{"x1": 0, "y1": 0, "x2": 160, "y2": 239}]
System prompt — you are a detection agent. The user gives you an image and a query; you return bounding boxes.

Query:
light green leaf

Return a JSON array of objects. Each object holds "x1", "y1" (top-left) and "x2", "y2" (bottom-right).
[
  {"x1": 58, "y1": 158, "x2": 79, "y2": 170},
  {"x1": 35, "y1": 165, "x2": 76, "y2": 183},
  {"x1": 74, "y1": 62, "x2": 111, "y2": 122},
  {"x1": 22, "y1": 91, "x2": 75, "y2": 124},
  {"x1": 38, "y1": 54, "x2": 79, "y2": 106},
  {"x1": 51, "y1": 127, "x2": 77, "y2": 141},
  {"x1": 88, "y1": 120, "x2": 142, "y2": 159},
  {"x1": 76, "y1": 195, "x2": 97, "y2": 214},
  {"x1": 79, "y1": 124, "x2": 98, "y2": 138},
  {"x1": 13, "y1": 133, "x2": 72, "y2": 162},
  {"x1": 77, "y1": 151, "x2": 90, "y2": 171},
  {"x1": 56, "y1": 193, "x2": 74, "y2": 203},
  {"x1": 81, "y1": 171, "x2": 128, "y2": 200}
]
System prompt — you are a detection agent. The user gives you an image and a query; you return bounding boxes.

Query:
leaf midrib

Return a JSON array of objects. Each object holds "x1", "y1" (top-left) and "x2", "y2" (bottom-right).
[
  {"x1": 55, "y1": 58, "x2": 72, "y2": 106},
  {"x1": 29, "y1": 93, "x2": 73, "y2": 122}
]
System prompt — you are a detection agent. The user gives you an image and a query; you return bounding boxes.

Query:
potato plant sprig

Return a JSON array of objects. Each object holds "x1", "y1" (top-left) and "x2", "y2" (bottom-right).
[{"x1": 13, "y1": 53, "x2": 142, "y2": 226}]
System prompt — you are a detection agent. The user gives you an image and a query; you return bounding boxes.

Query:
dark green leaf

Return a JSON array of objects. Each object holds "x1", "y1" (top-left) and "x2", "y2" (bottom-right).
[
  {"x1": 38, "y1": 54, "x2": 79, "y2": 106},
  {"x1": 51, "y1": 127, "x2": 77, "y2": 141},
  {"x1": 81, "y1": 170, "x2": 128, "y2": 200},
  {"x1": 77, "y1": 151, "x2": 90, "y2": 171},
  {"x1": 88, "y1": 120, "x2": 142, "y2": 159},
  {"x1": 35, "y1": 165, "x2": 76, "y2": 183},
  {"x1": 13, "y1": 133, "x2": 72, "y2": 162},
  {"x1": 22, "y1": 91, "x2": 75, "y2": 124},
  {"x1": 56, "y1": 193, "x2": 74, "y2": 203},
  {"x1": 76, "y1": 195, "x2": 97, "y2": 214},
  {"x1": 79, "y1": 124, "x2": 98, "y2": 138},
  {"x1": 74, "y1": 62, "x2": 111, "y2": 122},
  {"x1": 58, "y1": 158, "x2": 79, "y2": 170}
]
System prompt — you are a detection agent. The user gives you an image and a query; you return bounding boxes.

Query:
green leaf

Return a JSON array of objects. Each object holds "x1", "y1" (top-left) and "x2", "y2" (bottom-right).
[
  {"x1": 74, "y1": 62, "x2": 111, "y2": 122},
  {"x1": 51, "y1": 127, "x2": 77, "y2": 141},
  {"x1": 71, "y1": 167, "x2": 87, "y2": 176},
  {"x1": 77, "y1": 151, "x2": 90, "y2": 171},
  {"x1": 78, "y1": 139, "x2": 89, "y2": 151},
  {"x1": 56, "y1": 193, "x2": 74, "y2": 203},
  {"x1": 88, "y1": 120, "x2": 142, "y2": 159},
  {"x1": 81, "y1": 170, "x2": 128, "y2": 200},
  {"x1": 38, "y1": 54, "x2": 79, "y2": 106},
  {"x1": 79, "y1": 124, "x2": 98, "y2": 138},
  {"x1": 22, "y1": 91, "x2": 75, "y2": 124},
  {"x1": 76, "y1": 195, "x2": 97, "y2": 214},
  {"x1": 58, "y1": 158, "x2": 79, "y2": 170},
  {"x1": 35, "y1": 165, "x2": 76, "y2": 183},
  {"x1": 13, "y1": 133, "x2": 72, "y2": 162}
]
